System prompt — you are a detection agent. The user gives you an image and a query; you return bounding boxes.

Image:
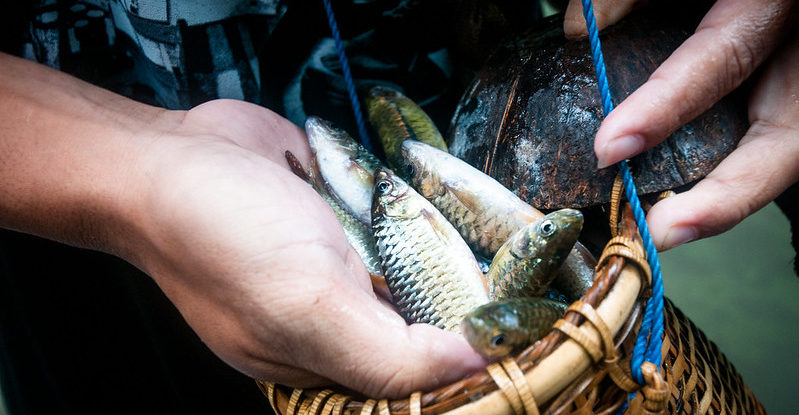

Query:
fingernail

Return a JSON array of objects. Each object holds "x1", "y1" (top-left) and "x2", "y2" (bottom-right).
[
  {"x1": 597, "y1": 135, "x2": 644, "y2": 169},
  {"x1": 660, "y1": 226, "x2": 698, "y2": 251}
]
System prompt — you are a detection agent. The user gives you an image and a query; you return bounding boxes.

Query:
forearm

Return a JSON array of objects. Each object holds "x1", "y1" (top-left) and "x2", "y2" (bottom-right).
[{"x1": 0, "y1": 52, "x2": 181, "y2": 256}]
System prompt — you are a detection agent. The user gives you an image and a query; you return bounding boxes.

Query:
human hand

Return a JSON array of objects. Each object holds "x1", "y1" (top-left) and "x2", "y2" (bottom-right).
[
  {"x1": 128, "y1": 100, "x2": 485, "y2": 397},
  {"x1": 0, "y1": 52, "x2": 484, "y2": 398},
  {"x1": 563, "y1": 0, "x2": 799, "y2": 250}
]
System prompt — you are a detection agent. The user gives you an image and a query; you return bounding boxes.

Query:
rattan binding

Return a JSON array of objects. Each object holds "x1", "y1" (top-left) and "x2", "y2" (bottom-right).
[{"x1": 255, "y1": 205, "x2": 765, "y2": 414}]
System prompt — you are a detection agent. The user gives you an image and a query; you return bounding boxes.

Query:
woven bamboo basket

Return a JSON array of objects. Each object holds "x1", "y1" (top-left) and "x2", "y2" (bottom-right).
[
  {"x1": 254, "y1": 195, "x2": 766, "y2": 414},
  {"x1": 255, "y1": 3, "x2": 765, "y2": 411}
]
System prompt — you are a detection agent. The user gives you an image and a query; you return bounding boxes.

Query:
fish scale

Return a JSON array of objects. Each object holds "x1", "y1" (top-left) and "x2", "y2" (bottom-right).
[
  {"x1": 429, "y1": 191, "x2": 521, "y2": 257},
  {"x1": 401, "y1": 140, "x2": 598, "y2": 300},
  {"x1": 366, "y1": 86, "x2": 449, "y2": 169},
  {"x1": 486, "y1": 209, "x2": 583, "y2": 299},
  {"x1": 322, "y1": 192, "x2": 384, "y2": 276},
  {"x1": 374, "y1": 217, "x2": 469, "y2": 328},
  {"x1": 372, "y1": 169, "x2": 489, "y2": 332}
]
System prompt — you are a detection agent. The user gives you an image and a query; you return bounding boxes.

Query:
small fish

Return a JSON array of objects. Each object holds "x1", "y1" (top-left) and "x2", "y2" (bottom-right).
[
  {"x1": 461, "y1": 297, "x2": 567, "y2": 360},
  {"x1": 306, "y1": 116, "x2": 383, "y2": 226},
  {"x1": 365, "y1": 86, "x2": 448, "y2": 170},
  {"x1": 323, "y1": 191, "x2": 384, "y2": 277},
  {"x1": 401, "y1": 139, "x2": 546, "y2": 258},
  {"x1": 286, "y1": 149, "x2": 383, "y2": 278},
  {"x1": 551, "y1": 244, "x2": 596, "y2": 302},
  {"x1": 372, "y1": 167, "x2": 489, "y2": 331},
  {"x1": 487, "y1": 209, "x2": 583, "y2": 300},
  {"x1": 401, "y1": 140, "x2": 596, "y2": 296}
]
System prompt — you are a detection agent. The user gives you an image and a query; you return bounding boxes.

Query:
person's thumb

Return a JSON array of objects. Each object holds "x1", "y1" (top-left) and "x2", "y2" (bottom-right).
[
  {"x1": 646, "y1": 32, "x2": 799, "y2": 251},
  {"x1": 646, "y1": 124, "x2": 799, "y2": 251},
  {"x1": 299, "y1": 283, "x2": 486, "y2": 398}
]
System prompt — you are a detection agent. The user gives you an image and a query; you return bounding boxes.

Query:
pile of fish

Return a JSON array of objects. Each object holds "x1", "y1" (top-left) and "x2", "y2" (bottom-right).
[{"x1": 288, "y1": 86, "x2": 596, "y2": 360}]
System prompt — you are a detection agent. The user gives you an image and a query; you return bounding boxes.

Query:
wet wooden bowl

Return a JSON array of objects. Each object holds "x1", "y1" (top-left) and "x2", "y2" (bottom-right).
[{"x1": 447, "y1": 1, "x2": 749, "y2": 209}]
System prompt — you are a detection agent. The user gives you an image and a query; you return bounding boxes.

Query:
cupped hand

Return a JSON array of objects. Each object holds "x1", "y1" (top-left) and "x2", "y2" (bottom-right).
[
  {"x1": 128, "y1": 100, "x2": 484, "y2": 397},
  {"x1": 564, "y1": 0, "x2": 799, "y2": 250}
]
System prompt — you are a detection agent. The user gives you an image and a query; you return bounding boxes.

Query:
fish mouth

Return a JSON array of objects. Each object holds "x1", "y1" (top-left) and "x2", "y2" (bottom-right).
[
  {"x1": 305, "y1": 116, "x2": 333, "y2": 152},
  {"x1": 460, "y1": 317, "x2": 482, "y2": 347},
  {"x1": 305, "y1": 115, "x2": 329, "y2": 136},
  {"x1": 555, "y1": 208, "x2": 584, "y2": 228},
  {"x1": 305, "y1": 116, "x2": 352, "y2": 153},
  {"x1": 400, "y1": 139, "x2": 424, "y2": 157},
  {"x1": 400, "y1": 140, "x2": 427, "y2": 176},
  {"x1": 460, "y1": 318, "x2": 509, "y2": 360}
]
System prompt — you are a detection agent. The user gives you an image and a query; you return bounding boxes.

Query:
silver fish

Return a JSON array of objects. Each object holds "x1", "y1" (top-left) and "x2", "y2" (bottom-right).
[
  {"x1": 306, "y1": 116, "x2": 383, "y2": 226},
  {"x1": 400, "y1": 140, "x2": 597, "y2": 297},
  {"x1": 287, "y1": 137, "x2": 383, "y2": 278},
  {"x1": 371, "y1": 167, "x2": 489, "y2": 331},
  {"x1": 322, "y1": 191, "x2": 384, "y2": 277},
  {"x1": 401, "y1": 139, "x2": 543, "y2": 258}
]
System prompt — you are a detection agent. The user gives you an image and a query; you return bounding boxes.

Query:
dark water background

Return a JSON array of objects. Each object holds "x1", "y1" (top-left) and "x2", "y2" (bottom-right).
[{"x1": 661, "y1": 202, "x2": 798, "y2": 414}]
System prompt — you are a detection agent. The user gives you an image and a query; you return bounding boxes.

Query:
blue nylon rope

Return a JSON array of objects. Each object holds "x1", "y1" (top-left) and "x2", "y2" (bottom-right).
[
  {"x1": 579, "y1": 0, "x2": 665, "y2": 389},
  {"x1": 322, "y1": 0, "x2": 373, "y2": 151}
]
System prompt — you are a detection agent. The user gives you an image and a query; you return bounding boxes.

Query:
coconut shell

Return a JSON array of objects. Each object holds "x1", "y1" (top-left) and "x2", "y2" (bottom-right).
[{"x1": 447, "y1": 1, "x2": 749, "y2": 209}]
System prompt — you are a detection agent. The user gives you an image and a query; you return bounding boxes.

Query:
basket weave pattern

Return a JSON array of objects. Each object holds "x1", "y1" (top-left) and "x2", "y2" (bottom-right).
[
  {"x1": 256, "y1": 207, "x2": 765, "y2": 414},
  {"x1": 655, "y1": 300, "x2": 765, "y2": 414}
]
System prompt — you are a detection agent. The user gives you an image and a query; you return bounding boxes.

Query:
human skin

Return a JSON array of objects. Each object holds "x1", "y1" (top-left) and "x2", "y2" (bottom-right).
[
  {"x1": 564, "y1": 0, "x2": 799, "y2": 251},
  {"x1": 0, "y1": 52, "x2": 485, "y2": 398},
  {"x1": 4, "y1": 0, "x2": 795, "y2": 398}
]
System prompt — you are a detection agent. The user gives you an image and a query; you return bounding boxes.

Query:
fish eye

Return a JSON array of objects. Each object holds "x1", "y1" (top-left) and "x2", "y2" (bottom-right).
[
  {"x1": 405, "y1": 163, "x2": 415, "y2": 177},
  {"x1": 540, "y1": 220, "x2": 556, "y2": 236},
  {"x1": 491, "y1": 334, "x2": 506, "y2": 348},
  {"x1": 376, "y1": 180, "x2": 392, "y2": 194}
]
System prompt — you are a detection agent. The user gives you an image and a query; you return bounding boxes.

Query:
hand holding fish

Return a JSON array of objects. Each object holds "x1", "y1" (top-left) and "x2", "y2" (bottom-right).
[
  {"x1": 125, "y1": 101, "x2": 488, "y2": 398},
  {"x1": 564, "y1": 0, "x2": 799, "y2": 250},
  {"x1": 0, "y1": 55, "x2": 484, "y2": 399}
]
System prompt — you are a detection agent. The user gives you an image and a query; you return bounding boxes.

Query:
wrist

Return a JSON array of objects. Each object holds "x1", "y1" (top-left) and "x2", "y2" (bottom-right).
[
  {"x1": 0, "y1": 52, "x2": 185, "y2": 260},
  {"x1": 84, "y1": 108, "x2": 188, "y2": 263}
]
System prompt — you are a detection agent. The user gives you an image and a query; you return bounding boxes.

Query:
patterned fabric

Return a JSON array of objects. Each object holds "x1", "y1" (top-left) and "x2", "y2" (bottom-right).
[{"x1": 24, "y1": 0, "x2": 287, "y2": 109}]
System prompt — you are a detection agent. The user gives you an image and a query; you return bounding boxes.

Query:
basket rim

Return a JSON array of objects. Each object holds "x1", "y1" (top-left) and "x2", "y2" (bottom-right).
[{"x1": 261, "y1": 207, "x2": 650, "y2": 415}]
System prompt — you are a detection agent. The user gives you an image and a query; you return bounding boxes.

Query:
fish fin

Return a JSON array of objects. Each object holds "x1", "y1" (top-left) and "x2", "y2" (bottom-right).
[
  {"x1": 572, "y1": 242, "x2": 597, "y2": 267},
  {"x1": 446, "y1": 186, "x2": 484, "y2": 215},
  {"x1": 306, "y1": 156, "x2": 334, "y2": 196},
  {"x1": 370, "y1": 273, "x2": 392, "y2": 301},
  {"x1": 285, "y1": 150, "x2": 311, "y2": 182},
  {"x1": 348, "y1": 159, "x2": 375, "y2": 187},
  {"x1": 421, "y1": 208, "x2": 452, "y2": 244}
]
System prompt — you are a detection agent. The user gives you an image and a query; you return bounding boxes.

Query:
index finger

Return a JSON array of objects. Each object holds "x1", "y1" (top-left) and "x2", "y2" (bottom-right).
[
  {"x1": 646, "y1": 30, "x2": 799, "y2": 250},
  {"x1": 594, "y1": 0, "x2": 797, "y2": 168}
]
